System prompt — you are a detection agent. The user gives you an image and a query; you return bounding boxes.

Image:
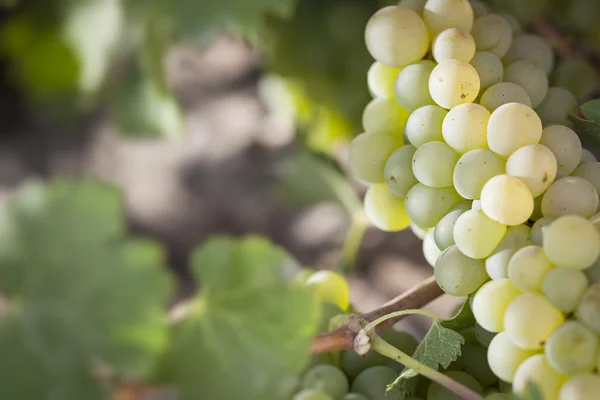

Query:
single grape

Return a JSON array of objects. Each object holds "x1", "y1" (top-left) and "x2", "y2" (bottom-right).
[
  {"x1": 480, "y1": 175, "x2": 534, "y2": 226},
  {"x1": 293, "y1": 389, "x2": 334, "y2": 400},
  {"x1": 423, "y1": 228, "x2": 442, "y2": 267},
  {"x1": 535, "y1": 87, "x2": 579, "y2": 127},
  {"x1": 404, "y1": 105, "x2": 447, "y2": 147},
  {"x1": 454, "y1": 209, "x2": 507, "y2": 259},
  {"x1": 302, "y1": 364, "x2": 349, "y2": 399},
  {"x1": 545, "y1": 321, "x2": 598, "y2": 375},
  {"x1": 398, "y1": 0, "x2": 426, "y2": 14},
  {"x1": 394, "y1": 60, "x2": 437, "y2": 111},
  {"x1": 543, "y1": 215, "x2": 600, "y2": 270},
  {"x1": 552, "y1": 59, "x2": 596, "y2": 101},
  {"x1": 504, "y1": 34, "x2": 554, "y2": 76},
  {"x1": 504, "y1": 60, "x2": 549, "y2": 108},
  {"x1": 451, "y1": 201, "x2": 473, "y2": 213},
  {"x1": 469, "y1": 0, "x2": 490, "y2": 17},
  {"x1": 576, "y1": 283, "x2": 600, "y2": 334},
  {"x1": 539, "y1": 125, "x2": 582, "y2": 173},
  {"x1": 487, "y1": 103, "x2": 542, "y2": 159},
  {"x1": 412, "y1": 141, "x2": 459, "y2": 188},
  {"x1": 497, "y1": 12, "x2": 521, "y2": 34},
  {"x1": 365, "y1": 6, "x2": 429, "y2": 67},
  {"x1": 423, "y1": 0, "x2": 475, "y2": 37},
  {"x1": 427, "y1": 370, "x2": 484, "y2": 400},
  {"x1": 411, "y1": 222, "x2": 428, "y2": 240},
  {"x1": 442, "y1": 103, "x2": 490, "y2": 154},
  {"x1": 434, "y1": 245, "x2": 488, "y2": 296},
  {"x1": 542, "y1": 177, "x2": 598, "y2": 218},
  {"x1": 341, "y1": 394, "x2": 369, "y2": 400},
  {"x1": 580, "y1": 149, "x2": 597, "y2": 165},
  {"x1": 486, "y1": 225, "x2": 532, "y2": 280},
  {"x1": 364, "y1": 183, "x2": 411, "y2": 232},
  {"x1": 542, "y1": 267, "x2": 588, "y2": 313},
  {"x1": 307, "y1": 271, "x2": 350, "y2": 311},
  {"x1": 363, "y1": 97, "x2": 410, "y2": 137},
  {"x1": 348, "y1": 132, "x2": 402, "y2": 183},
  {"x1": 368, "y1": 62, "x2": 402, "y2": 99},
  {"x1": 471, "y1": 13, "x2": 513, "y2": 57},
  {"x1": 487, "y1": 331, "x2": 539, "y2": 383},
  {"x1": 432, "y1": 28, "x2": 476, "y2": 63},
  {"x1": 429, "y1": 59, "x2": 480, "y2": 109},
  {"x1": 479, "y1": 82, "x2": 532, "y2": 112},
  {"x1": 351, "y1": 366, "x2": 403, "y2": 400},
  {"x1": 530, "y1": 216, "x2": 555, "y2": 246},
  {"x1": 385, "y1": 145, "x2": 419, "y2": 197},
  {"x1": 504, "y1": 292, "x2": 564, "y2": 350},
  {"x1": 508, "y1": 245, "x2": 554, "y2": 292},
  {"x1": 315, "y1": 303, "x2": 345, "y2": 334},
  {"x1": 475, "y1": 323, "x2": 496, "y2": 348},
  {"x1": 453, "y1": 149, "x2": 505, "y2": 200},
  {"x1": 505, "y1": 144, "x2": 556, "y2": 197},
  {"x1": 513, "y1": 355, "x2": 567, "y2": 400},
  {"x1": 405, "y1": 184, "x2": 463, "y2": 228},
  {"x1": 558, "y1": 373, "x2": 600, "y2": 400},
  {"x1": 434, "y1": 209, "x2": 466, "y2": 250},
  {"x1": 473, "y1": 279, "x2": 521, "y2": 332},
  {"x1": 462, "y1": 342, "x2": 499, "y2": 386},
  {"x1": 571, "y1": 162, "x2": 600, "y2": 197},
  {"x1": 470, "y1": 51, "x2": 504, "y2": 91}
]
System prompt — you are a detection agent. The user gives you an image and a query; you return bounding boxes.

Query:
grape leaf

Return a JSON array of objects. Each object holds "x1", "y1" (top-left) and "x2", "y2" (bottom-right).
[
  {"x1": 0, "y1": 179, "x2": 172, "y2": 398},
  {"x1": 570, "y1": 115, "x2": 600, "y2": 145},
  {"x1": 164, "y1": 236, "x2": 320, "y2": 400},
  {"x1": 580, "y1": 99, "x2": 600, "y2": 125},
  {"x1": 441, "y1": 298, "x2": 475, "y2": 331}
]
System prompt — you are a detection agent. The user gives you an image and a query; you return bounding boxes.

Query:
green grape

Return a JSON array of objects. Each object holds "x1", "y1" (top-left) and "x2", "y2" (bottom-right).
[
  {"x1": 368, "y1": 62, "x2": 402, "y2": 99},
  {"x1": 424, "y1": 228, "x2": 442, "y2": 267},
  {"x1": 294, "y1": 268, "x2": 317, "y2": 284},
  {"x1": 505, "y1": 144, "x2": 556, "y2": 197},
  {"x1": 365, "y1": 6, "x2": 429, "y2": 68},
  {"x1": 576, "y1": 283, "x2": 600, "y2": 334},
  {"x1": 487, "y1": 331, "x2": 538, "y2": 383},
  {"x1": 412, "y1": 141, "x2": 460, "y2": 187},
  {"x1": 552, "y1": 59, "x2": 596, "y2": 101},
  {"x1": 442, "y1": 103, "x2": 490, "y2": 154},
  {"x1": 473, "y1": 279, "x2": 521, "y2": 332},
  {"x1": 307, "y1": 271, "x2": 350, "y2": 311},
  {"x1": 479, "y1": 82, "x2": 532, "y2": 112},
  {"x1": 545, "y1": 321, "x2": 598, "y2": 375},
  {"x1": 434, "y1": 245, "x2": 488, "y2": 296},
  {"x1": 504, "y1": 60, "x2": 549, "y2": 108},
  {"x1": 432, "y1": 28, "x2": 476, "y2": 63},
  {"x1": 487, "y1": 0, "x2": 547, "y2": 24},
  {"x1": 434, "y1": 209, "x2": 466, "y2": 250},
  {"x1": 362, "y1": 97, "x2": 410, "y2": 137},
  {"x1": 453, "y1": 149, "x2": 505, "y2": 200},
  {"x1": 294, "y1": 389, "x2": 334, "y2": 400},
  {"x1": 503, "y1": 34, "x2": 554, "y2": 76},
  {"x1": 423, "y1": 0, "x2": 474, "y2": 37},
  {"x1": 302, "y1": 364, "x2": 349, "y2": 399},
  {"x1": 461, "y1": 343, "x2": 499, "y2": 387},
  {"x1": 471, "y1": 14, "x2": 513, "y2": 58},
  {"x1": 404, "y1": 105, "x2": 447, "y2": 147},
  {"x1": 351, "y1": 366, "x2": 403, "y2": 400},
  {"x1": 544, "y1": 215, "x2": 600, "y2": 270},
  {"x1": 454, "y1": 209, "x2": 507, "y2": 259},
  {"x1": 571, "y1": 162, "x2": 600, "y2": 197},
  {"x1": 398, "y1": 0, "x2": 426, "y2": 14},
  {"x1": 385, "y1": 145, "x2": 418, "y2": 197},
  {"x1": 315, "y1": 303, "x2": 345, "y2": 334},
  {"x1": 486, "y1": 225, "x2": 532, "y2": 280},
  {"x1": 471, "y1": 51, "x2": 504, "y2": 91},
  {"x1": 348, "y1": 132, "x2": 402, "y2": 183},
  {"x1": 364, "y1": 183, "x2": 411, "y2": 232},
  {"x1": 539, "y1": 125, "x2": 582, "y2": 174},
  {"x1": 580, "y1": 149, "x2": 597, "y2": 165},
  {"x1": 469, "y1": 0, "x2": 490, "y2": 17},
  {"x1": 542, "y1": 268, "x2": 588, "y2": 313},
  {"x1": 542, "y1": 177, "x2": 598, "y2": 218},
  {"x1": 531, "y1": 216, "x2": 555, "y2": 246},
  {"x1": 558, "y1": 373, "x2": 600, "y2": 400},
  {"x1": 481, "y1": 175, "x2": 534, "y2": 226},
  {"x1": 341, "y1": 394, "x2": 369, "y2": 400},
  {"x1": 487, "y1": 103, "x2": 542, "y2": 159},
  {"x1": 485, "y1": 394, "x2": 517, "y2": 400},
  {"x1": 429, "y1": 59, "x2": 480, "y2": 109},
  {"x1": 513, "y1": 354, "x2": 567, "y2": 400},
  {"x1": 535, "y1": 87, "x2": 579, "y2": 127},
  {"x1": 475, "y1": 323, "x2": 496, "y2": 348},
  {"x1": 394, "y1": 60, "x2": 437, "y2": 111},
  {"x1": 405, "y1": 184, "x2": 463, "y2": 228},
  {"x1": 451, "y1": 201, "x2": 473, "y2": 212},
  {"x1": 411, "y1": 222, "x2": 428, "y2": 240},
  {"x1": 497, "y1": 12, "x2": 521, "y2": 34},
  {"x1": 504, "y1": 293, "x2": 564, "y2": 350},
  {"x1": 507, "y1": 245, "x2": 554, "y2": 292},
  {"x1": 426, "y1": 370, "x2": 484, "y2": 400}
]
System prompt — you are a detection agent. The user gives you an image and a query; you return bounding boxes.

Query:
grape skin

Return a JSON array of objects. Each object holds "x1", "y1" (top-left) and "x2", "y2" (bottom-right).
[
  {"x1": 571, "y1": 161, "x2": 600, "y2": 197},
  {"x1": 470, "y1": 51, "x2": 504, "y2": 91},
  {"x1": 545, "y1": 321, "x2": 598, "y2": 375},
  {"x1": 453, "y1": 149, "x2": 505, "y2": 200},
  {"x1": 394, "y1": 60, "x2": 437, "y2": 111},
  {"x1": 480, "y1": 175, "x2": 534, "y2": 226},
  {"x1": 558, "y1": 374, "x2": 600, "y2": 400},
  {"x1": 442, "y1": 103, "x2": 490, "y2": 154},
  {"x1": 552, "y1": 59, "x2": 596, "y2": 101},
  {"x1": 364, "y1": 183, "x2": 411, "y2": 232},
  {"x1": 473, "y1": 279, "x2": 521, "y2": 332},
  {"x1": 543, "y1": 215, "x2": 600, "y2": 270},
  {"x1": 505, "y1": 144, "x2": 556, "y2": 197},
  {"x1": 541, "y1": 177, "x2": 599, "y2": 218},
  {"x1": 487, "y1": 103, "x2": 542, "y2": 159},
  {"x1": 293, "y1": 389, "x2": 334, "y2": 400},
  {"x1": 412, "y1": 141, "x2": 459, "y2": 188},
  {"x1": 471, "y1": 13, "x2": 513, "y2": 57},
  {"x1": 453, "y1": 209, "x2": 506, "y2": 259},
  {"x1": 306, "y1": 270, "x2": 350, "y2": 311},
  {"x1": 404, "y1": 105, "x2": 447, "y2": 147},
  {"x1": 512, "y1": 354, "x2": 567, "y2": 400},
  {"x1": 542, "y1": 267, "x2": 588, "y2": 313},
  {"x1": 397, "y1": 0, "x2": 426, "y2": 14},
  {"x1": 576, "y1": 283, "x2": 600, "y2": 334},
  {"x1": 486, "y1": 225, "x2": 532, "y2": 280},
  {"x1": 432, "y1": 28, "x2": 476, "y2": 63},
  {"x1": 351, "y1": 366, "x2": 403, "y2": 400},
  {"x1": 423, "y1": 0, "x2": 475, "y2": 37},
  {"x1": 503, "y1": 60, "x2": 549, "y2": 108},
  {"x1": 479, "y1": 82, "x2": 532, "y2": 112},
  {"x1": 507, "y1": 245, "x2": 554, "y2": 292},
  {"x1": 348, "y1": 132, "x2": 402, "y2": 183},
  {"x1": 539, "y1": 125, "x2": 582, "y2": 174},
  {"x1": 301, "y1": 364, "x2": 349, "y2": 399},
  {"x1": 429, "y1": 59, "x2": 480, "y2": 109},
  {"x1": 362, "y1": 97, "x2": 410, "y2": 137},
  {"x1": 405, "y1": 184, "x2": 463, "y2": 228},
  {"x1": 487, "y1": 331, "x2": 538, "y2": 383},
  {"x1": 424, "y1": 228, "x2": 442, "y2": 267},
  {"x1": 434, "y1": 245, "x2": 488, "y2": 296},
  {"x1": 504, "y1": 34, "x2": 555, "y2": 76},
  {"x1": 385, "y1": 145, "x2": 418, "y2": 197},
  {"x1": 535, "y1": 87, "x2": 579, "y2": 127},
  {"x1": 434, "y1": 209, "x2": 466, "y2": 250},
  {"x1": 368, "y1": 62, "x2": 402, "y2": 99}
]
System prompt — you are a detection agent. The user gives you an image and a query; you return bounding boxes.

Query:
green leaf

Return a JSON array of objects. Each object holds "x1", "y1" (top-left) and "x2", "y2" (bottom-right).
[
  {"x1": 279, "y1": 152, "x2": 362, "y2": 216},
  {"x1": 165, "y1": 236, "x2": 320, "y2": 400},
  {"x1": 580, "y1": 99, "x2": 600, "y2": 124},
  {"x1": 0, "y1": 178, "x2": 172, "y2": 398},
  {"x1": 570, "y1": 115, "x2": 600, "y2": 146},
  {"x1": 441, "y1": 299, "x2": 475, "y2": 331}
]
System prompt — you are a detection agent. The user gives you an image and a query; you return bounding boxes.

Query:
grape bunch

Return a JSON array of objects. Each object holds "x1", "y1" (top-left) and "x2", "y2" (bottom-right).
[{"x1": 348, "y1": 0, "x2": 600, "y2": 399}]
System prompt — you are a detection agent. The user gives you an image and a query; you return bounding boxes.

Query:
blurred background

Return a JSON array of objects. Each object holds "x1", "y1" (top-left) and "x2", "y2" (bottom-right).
[{"x1": 2, "y1": 0, "x2": 600, "y2": 338}]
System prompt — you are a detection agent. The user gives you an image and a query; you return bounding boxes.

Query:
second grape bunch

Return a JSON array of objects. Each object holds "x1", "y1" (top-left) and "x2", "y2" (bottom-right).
[{"x1": 349, "y1": 0, "x2": 600, "y2": 399}]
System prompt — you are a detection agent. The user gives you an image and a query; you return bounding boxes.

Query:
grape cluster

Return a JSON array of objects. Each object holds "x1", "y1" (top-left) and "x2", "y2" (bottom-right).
[{"x1": 348, "y1": 0, "x2": 600, "y2": 399}]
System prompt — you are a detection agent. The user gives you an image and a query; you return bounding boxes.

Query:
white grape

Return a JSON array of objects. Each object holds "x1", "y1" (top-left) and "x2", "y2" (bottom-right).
[
  {"x1": 434, "y1": 209, "x2": 466, "y2": 250},
  {"x1": 541, "y1": 177, "x2": 598, "y2": 218},
  {"x1": 479, "y1": 82, "x2": 532, "y2": 112},
  {"x1": 539, "y1": 125, "x2": 582, "y2": 174},
  {"x1": 559, "y1": 374, "x2": 600, "y2": 400},
  {"x1": 481, "y1": 174, "x2": 534, "y2": 226},
  {"x1": 454, "y1": 209, "x2": 506, "y2": 259},
  {"x1": 348, "y1": 132, "x2": 402, "y2": 183},
  {"x1": 571, "y1": 162, "x2": 600, "y2": 197},
  {"x1": 412, "y1": 141, "x2": 459, "y2": 187},
  {"x1": 423, "y1": 0, "x2": 474, "y2": 37},
  {"x1": 362, "y1": 97, "x2": 410, "y2": 137},
  {"x1": 487, "y1": 102, "x2": 542, "y2": 158},
  {"x1": 432, "y1": 28, "x2": 476, "y2": 63},
  {"x1": 423, "y1": 228, "x2": 442, "y2": 267},
  {"x1": 405, "y1": 184, "x2": 462, "y2": 228},
  {"x1": 505, "y1": 145, "x2": 556, "y2": 198},
  {"x1": 531, "y1": 216, "x2": 555, "y2": 246},
  {"x1": 513, "y1": 355, "x2": 567, "y2": 400},
  {"x1": 410, "y1": 222, "x2": 428, "y2": 240},
  {"x1": 365, "y1": 6, "x2": 429, "y2": 67},
  {"x1": 434, "y1": 245, "x2": 488, "y2": 296},
  {"x1": 453, "y1": 149, "x2": 505, "y2": 200},
  {"x1": 471, "y1": 13, "x2": 513, "y2": 57},
  {"x1": 470, "y1": 51, "x2": 504, "y2": 91},
  {"x1": 429, "y1": 59, "x2": 480, "y2": 109},
  {"x1": 404, "y1": 105, "x2": 447, "y2": 147},
  {"x1": 504, "y1": 60, "x2": 549, "y2": 108},
  {"x1": 545, "y1": 321, "x2": 598, "y2": 375},
  {"x1": 486, "y1": 225, "x2": 532, "y2": 280},
  {"x1": 398, "y1": 0, "x2": 426, "y2": 14},
  {"x1": 504, "y1": 34, "x2": 555, "y2": 76},
  {"x1": 394, "y1": 60, "x2": 437, "y2": 111},
  {"x1": 497, "y1": 13, "x2": 521, "y2": 34},
  {"x1": 472, "y1": 279, "x2": 521, "y2": 332},
  {"x1": 364, "y1": 183, "x2": 411, "y2": 232},
  {"x1": 385, "y1": 145, "x2": 418, "y2": 197},
  {"x1": 535, "y1": 87, "x2": 578, "y2": 126},
  {"x1": 576, "y1": 283, "x2": 600, "y2": 334},
  {"x1": 487, "y1": 332, "x2": 538, "y2": 383},
  {"x1": 469, "y1": 0, "x2": 490, "y2": 17},
  {"x1": 544, "y1": 215, "x2": 600, "y2": 270},
  {"x1": 368, "y1": 62, "x2": 402, "y2": 98},
  {"x1": 507, "y1": 245, "x2": 554, "y2": 292},
  {"x1": 442, "y1": 103, "x2": 490, "y2": 154},
  {"x1": 580, "y1": 149, "x2": 597, "y2": 165}
]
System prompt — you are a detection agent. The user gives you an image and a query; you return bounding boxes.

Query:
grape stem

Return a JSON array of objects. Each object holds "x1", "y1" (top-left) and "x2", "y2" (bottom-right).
[
  {"x1": 363, "y1": 309, "x2": 440, "y2": 333},
  {"x1": 369, "y1": 334, "x2": 483, "y2": 400}
]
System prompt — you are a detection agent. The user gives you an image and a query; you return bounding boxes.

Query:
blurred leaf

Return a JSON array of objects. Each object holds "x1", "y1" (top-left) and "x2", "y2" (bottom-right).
[
  {"x1": 0, "y1": 179, "x2": 172, "y2": 398},
  {"x1": 279, "y1": 152, "x2": 362, "y2": 216},
  {"x1": 570, "y1": 115, "x2": 600, "y2": 146},
  {"x1": 580, "y1": 99, "x2": 600, "y2": 124},
  {"x1": 164, "y1": 236, "x2": 320, "y2": 400},
  {"x1": 441, "y1": 299, "x2": 475, "y2": 331}
]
